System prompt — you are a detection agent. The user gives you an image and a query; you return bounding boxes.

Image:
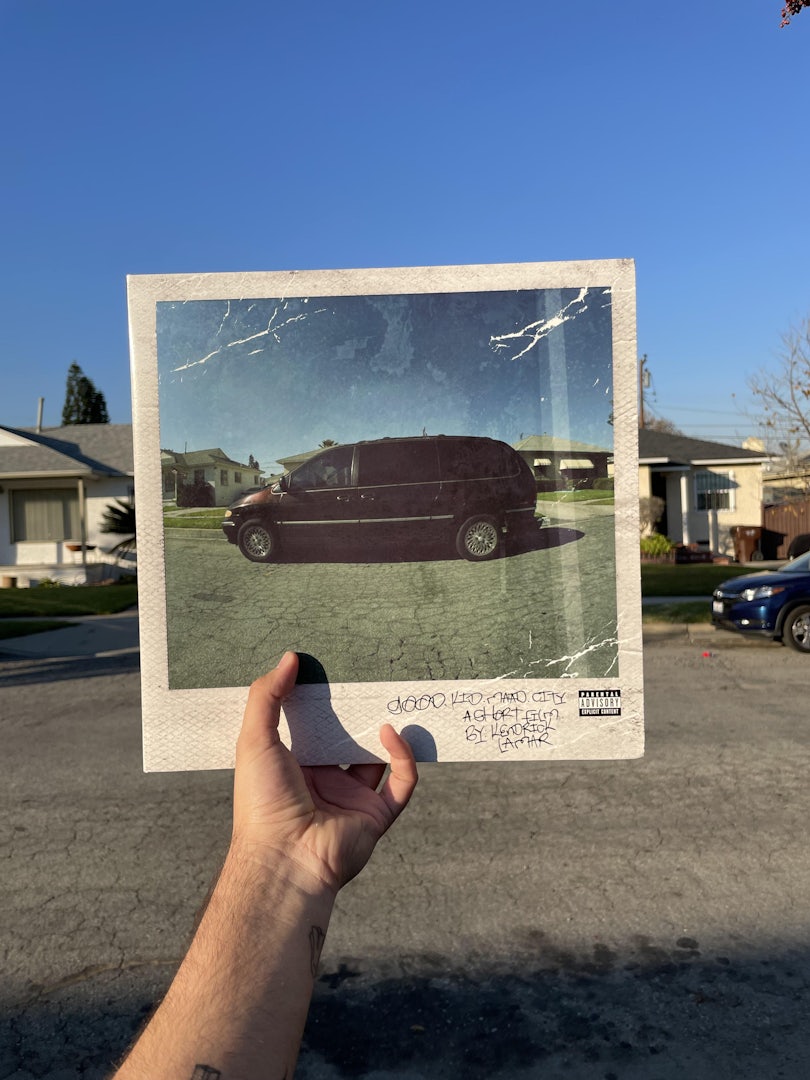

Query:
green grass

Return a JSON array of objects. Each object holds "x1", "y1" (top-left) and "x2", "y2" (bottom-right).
[
  {"x1": 642, "y1": 601, "x2": 712, "y2": 623},
  {"x1": 0, "y1": 619, "x2": 77, "y2": 640},
  {"x1": 640, "y1": 563, "x2": 760, "y2": 597},
  {"x1": 0, "y1": 583, "x2": 138, "y2": 618},
  {"x1": 537, "y1": 490, "x2": 614, "y2": 503},
  {"x1": 164, "y1": 511, "x2": 225, "y2": 529}
]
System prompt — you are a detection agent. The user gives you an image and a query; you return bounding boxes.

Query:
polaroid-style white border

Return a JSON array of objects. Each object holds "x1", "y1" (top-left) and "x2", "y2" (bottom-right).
[{"x1": 128, "y1": 260, "x2": 642, "y2": 771}]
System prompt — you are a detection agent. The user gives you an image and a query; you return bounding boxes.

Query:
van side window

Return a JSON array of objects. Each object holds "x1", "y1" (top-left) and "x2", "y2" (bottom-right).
[
  {"x1": 357, "y1": 440, "x2": 439, "y2": 487},
  {"x1": 439, "y1": 439, "x2": 513, "y2": 481},
  {"x1": 289, "y1": 446, "x2": 353, "y2": 490}
]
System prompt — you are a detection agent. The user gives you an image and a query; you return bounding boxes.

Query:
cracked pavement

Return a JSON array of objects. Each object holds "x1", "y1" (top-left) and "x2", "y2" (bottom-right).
[
  {"x1": 164, "y1": 504, "x2": 618, "y2": 690},
  {"x1": 1, "y1": 632, "x2": 809, "y2": 1078}
]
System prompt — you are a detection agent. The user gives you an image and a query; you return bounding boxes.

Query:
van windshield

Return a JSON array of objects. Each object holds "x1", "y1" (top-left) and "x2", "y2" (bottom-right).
[{"x1": 289, "y1": 446, "x2": 354, "y2": 490}]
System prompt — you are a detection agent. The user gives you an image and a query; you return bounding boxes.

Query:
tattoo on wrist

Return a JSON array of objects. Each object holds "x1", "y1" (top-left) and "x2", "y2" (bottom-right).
[
  {"x1": 309, "y1": 924, "x2": 326, "y2": 977},
  {"x1": 191, "y1": 1068, "x2": 221, "y2": 1080}
]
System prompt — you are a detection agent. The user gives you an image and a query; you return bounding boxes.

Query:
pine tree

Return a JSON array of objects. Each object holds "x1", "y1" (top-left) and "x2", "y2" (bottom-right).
[{"x1": 61, "y1": 361, "x2": 110, "y2": 425}]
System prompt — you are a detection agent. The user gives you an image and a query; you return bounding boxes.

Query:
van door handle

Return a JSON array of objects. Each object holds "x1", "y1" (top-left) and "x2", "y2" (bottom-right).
[
  {"x1": 336, "y1": 495, "x2": 351, "y2": 502},
  {"x1": 360, "y1": 494, "x2": 375, "y2": 501}
]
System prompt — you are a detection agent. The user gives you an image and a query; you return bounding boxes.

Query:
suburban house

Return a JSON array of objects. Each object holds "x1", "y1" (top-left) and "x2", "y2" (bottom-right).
[
  {"x1": 512, "y1": 435, "x2": 612, "y2": 491},
  {"x1": 161, "y1": 448, "x2": 263, "y2": 506},
  {"x1": 638, "y1": 429, "x2": 770, "y2": 558},
  {"x1": 0, "y1": 423, "x2": 134, "y2": 586}
]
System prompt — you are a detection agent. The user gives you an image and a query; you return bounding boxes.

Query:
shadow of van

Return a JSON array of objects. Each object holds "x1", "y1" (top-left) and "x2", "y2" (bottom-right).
[{"x1": 263, "y1": 523, "x2": 584, "y2": 566}]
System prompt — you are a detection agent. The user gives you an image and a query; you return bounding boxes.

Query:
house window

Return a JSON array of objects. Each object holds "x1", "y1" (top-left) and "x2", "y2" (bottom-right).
[
  {"x1": 234, "y1": 471, "x2": 242, "y2": 484},
  {"x1": 194, "y1": 469, "x2": 205, "y2": 484},
  {"x1": 11, "y1": 489, "x2": 80, "y2": 542},
  {"x1": 221, "y1": 470, "x2": 228, "y2": 485},
  {"x1": 695, "y1": 470, "x2": 734, "y2": 511}
]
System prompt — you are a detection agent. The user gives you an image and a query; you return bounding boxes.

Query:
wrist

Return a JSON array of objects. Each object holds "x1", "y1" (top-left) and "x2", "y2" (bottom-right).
[{"x1": 225, "y1": 833, "x2": 340, "y2": 908}]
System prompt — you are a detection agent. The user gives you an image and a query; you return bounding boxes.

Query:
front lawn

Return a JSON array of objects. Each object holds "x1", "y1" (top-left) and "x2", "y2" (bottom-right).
[
  {"x1": 641, "y1": 563, "x2": 758, "y2": 597},
  {"x1": 642, "y1": 601, "x2": 711, "y2": 623},
  {"x1": 164, "y1": 511, "x2": 225, "y2": 529},
  {"x1": 0, "y1": 583, "x2": 138, "y2": 618},
  {"x1": 537, "y1": 490, "x2": 614, "y2": 504}
]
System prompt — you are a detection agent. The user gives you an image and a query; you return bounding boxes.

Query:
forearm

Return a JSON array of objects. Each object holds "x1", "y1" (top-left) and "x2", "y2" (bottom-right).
[{"x1": 112, "y1": 842, "x2": 335, "y2": 1079}]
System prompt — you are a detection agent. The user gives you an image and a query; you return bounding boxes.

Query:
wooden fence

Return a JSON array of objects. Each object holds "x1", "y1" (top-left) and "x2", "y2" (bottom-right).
[{"x1": 762, "y1": 498, "x2": 810, "y2": 559}]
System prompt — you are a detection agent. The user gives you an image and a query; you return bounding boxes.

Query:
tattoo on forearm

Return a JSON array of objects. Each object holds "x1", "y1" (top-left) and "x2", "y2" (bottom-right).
[
  {"x1": 190, "y1": 1067, "x2": 286, "y2": 1079},
  {"x1": 309, "y1": 924, "x2": 326, "y2": 977}
]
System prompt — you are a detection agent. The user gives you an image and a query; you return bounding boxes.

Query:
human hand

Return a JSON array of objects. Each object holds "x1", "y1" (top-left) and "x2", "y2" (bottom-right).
[{"x1": 232, "y1": 652, "x2": 418, "y2": 894}]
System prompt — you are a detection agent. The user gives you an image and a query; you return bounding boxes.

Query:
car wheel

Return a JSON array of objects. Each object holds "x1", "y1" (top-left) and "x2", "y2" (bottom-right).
[
  {"x1": 784, "y1": 605, "x2": 810, "y2": 653},
  {"x1": 237, "y1": 520, "x2": 277, "y2": 562},
  {"x1": 456, "y1": 515, "x2": 500, "y2": 561}
]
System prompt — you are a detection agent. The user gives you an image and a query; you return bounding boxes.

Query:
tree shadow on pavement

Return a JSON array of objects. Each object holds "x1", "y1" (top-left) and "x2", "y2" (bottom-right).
[
  {"x1": 0, "y1": 652, "x2": 140, "y2": 687},
  {"x1": 4, "y1": 944, "x2": 809, "y2": 1079}
]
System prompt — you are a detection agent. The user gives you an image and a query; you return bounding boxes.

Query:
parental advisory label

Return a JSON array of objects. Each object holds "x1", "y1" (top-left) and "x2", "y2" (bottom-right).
[{"x1": 578, "y1": 689, "x2": 622, "y2": 717}]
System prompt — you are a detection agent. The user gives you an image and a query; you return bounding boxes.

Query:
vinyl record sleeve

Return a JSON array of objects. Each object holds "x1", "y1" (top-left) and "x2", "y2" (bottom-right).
[{"x1": 127, "y1": 260, "x2": 643, "y2": 770}]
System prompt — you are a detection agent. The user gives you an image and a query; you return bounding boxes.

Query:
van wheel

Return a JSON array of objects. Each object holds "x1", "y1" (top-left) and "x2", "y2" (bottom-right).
[
  {"x1": 784, "y1": 605, "x2": 810, "y2": 653},
  {"x1": 456, "y1": 515, "x2": 500, "y2": 561},
  {"x1": 237, "y1": 520, "x2": 278, "y2": 562}
]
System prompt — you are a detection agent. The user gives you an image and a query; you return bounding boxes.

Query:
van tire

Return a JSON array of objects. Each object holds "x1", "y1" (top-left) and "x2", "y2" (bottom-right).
[
  {"x1": 237, "y1": 520, "x2": 278, "y2": 562},
  {"x1": 456, "y1": 515, "x2": 500, "y2": 561}
]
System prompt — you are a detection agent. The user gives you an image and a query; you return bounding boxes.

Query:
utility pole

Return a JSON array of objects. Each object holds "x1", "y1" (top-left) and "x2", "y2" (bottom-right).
[{"x1": 639, "y1": 354, "x2": 650, "y2": 428}]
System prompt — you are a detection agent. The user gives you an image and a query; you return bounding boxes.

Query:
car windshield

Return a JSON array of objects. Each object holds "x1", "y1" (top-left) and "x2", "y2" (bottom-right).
[{"x1": 783, "y1": 551, "x2": 810, "y2": 573}]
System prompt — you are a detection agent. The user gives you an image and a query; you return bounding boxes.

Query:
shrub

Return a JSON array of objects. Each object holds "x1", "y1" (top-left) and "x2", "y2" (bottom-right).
[
  {"x1": 592, "y1": 477, "x2": 615, "y2": 491},
  {"x1": 177, "y1": 480, "x2": 215, "y2": 508},
  {"x1": 640, "y1": 534, "x2": 673, "y2": 558},
  {"x1": 639, "y1": 495, "x2": 665, "y2": 534}
]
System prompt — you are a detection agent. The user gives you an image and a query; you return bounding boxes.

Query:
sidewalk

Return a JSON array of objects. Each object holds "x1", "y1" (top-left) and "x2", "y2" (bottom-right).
[
  {"x1": 0, "y1": 608, "x2": 140, "y2": 660},
  {"x1": 0, "y1": 602, "x2": 762, "y2": 662}
]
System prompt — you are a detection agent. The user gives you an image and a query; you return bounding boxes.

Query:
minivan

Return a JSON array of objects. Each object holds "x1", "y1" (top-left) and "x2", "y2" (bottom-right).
[{"x1": 222, "y1": 435, "x2": 538, "y2": 563}]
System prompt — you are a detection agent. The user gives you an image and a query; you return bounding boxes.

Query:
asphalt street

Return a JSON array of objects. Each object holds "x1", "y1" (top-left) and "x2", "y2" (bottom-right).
[
  {"x1": 1, "y1": 620, "x2": 809, "y2": 1079},
  {"x1": 163, "y1": 504, "x2": 619, "y2": 689}
]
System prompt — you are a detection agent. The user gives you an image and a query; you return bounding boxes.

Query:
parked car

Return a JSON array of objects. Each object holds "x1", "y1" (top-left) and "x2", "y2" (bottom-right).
[
  {"x1": 222, "y1": 434, "x2": 538, "y2": 563},
  {"x1": 711, "y1": 551, "x2": 810, "y2": 653},
  {"x1": 787, "y1": 532, "x2": 810, "y2": 559}
]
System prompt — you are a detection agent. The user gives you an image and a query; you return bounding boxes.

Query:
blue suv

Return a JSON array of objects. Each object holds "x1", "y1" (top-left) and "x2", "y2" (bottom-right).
[{"x1": 712, "y1": 551, "x2": 810, "y2": 653}]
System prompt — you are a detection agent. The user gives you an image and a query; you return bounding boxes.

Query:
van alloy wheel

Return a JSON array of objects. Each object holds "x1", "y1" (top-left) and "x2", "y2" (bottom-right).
[
  {"x1": 456, "y1": 515, "x2": 500, "y2": 561},
  {"x1": 237, "y1": 520, "x2": 277, "y2": 562}
]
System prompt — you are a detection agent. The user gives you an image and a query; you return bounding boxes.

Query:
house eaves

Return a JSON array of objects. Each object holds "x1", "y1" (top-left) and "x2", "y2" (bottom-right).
[
  {"x1": 690, "y1": 456, "x2": 770, "y2": 466},
  {"x1": 0, "y1": 469, "x2": 105, "y2": 481}
]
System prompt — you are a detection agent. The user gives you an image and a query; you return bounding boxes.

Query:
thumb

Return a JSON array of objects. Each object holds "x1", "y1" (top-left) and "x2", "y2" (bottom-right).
[{"x1": 237, "y1": 651, "x2": 299, "y2": 757}]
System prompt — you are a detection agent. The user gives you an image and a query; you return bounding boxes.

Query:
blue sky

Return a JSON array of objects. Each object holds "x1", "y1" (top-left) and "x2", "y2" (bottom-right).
[
  {"x1": 1, "y1": 0, "x2": 808, "y2": 449},
  {"x1": 156, "y1": 287, "x2": 614, "y2": 469}
]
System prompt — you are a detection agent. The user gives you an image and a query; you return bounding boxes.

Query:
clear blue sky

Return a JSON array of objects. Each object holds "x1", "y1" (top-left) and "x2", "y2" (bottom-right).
[{"x1": 1, "y1": 0, "x2": 807, "y2": 447}]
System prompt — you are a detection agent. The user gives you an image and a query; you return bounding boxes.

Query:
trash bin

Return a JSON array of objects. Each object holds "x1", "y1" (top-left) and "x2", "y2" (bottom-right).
[{"x1": 730, "y1": 525, "x2": 762, "y2": 562}]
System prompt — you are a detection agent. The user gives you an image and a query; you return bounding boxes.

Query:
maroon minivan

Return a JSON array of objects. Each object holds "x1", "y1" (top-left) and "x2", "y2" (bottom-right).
[{"x1": 222, "y1": 434, "x2": 537, "y2": 563}]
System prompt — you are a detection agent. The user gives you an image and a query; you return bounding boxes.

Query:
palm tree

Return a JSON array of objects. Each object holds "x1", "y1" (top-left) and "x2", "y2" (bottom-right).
[{"x1": 100, "y1": 498, "x2": 136, "y2": 561}]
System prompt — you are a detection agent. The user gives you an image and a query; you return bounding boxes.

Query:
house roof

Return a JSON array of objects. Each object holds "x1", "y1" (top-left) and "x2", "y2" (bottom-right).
[
  {"x1": 161, "y1": 447, "x2": 257, "y2": 471},
  {"x1": 638, "y1": 429, "x2": 770, "y2": 466},
  {"x1": 512, "y1": 435, "x2": 611, "y2": 455},
  {"x1": 0, "y1": 423, "x2": 134, "y2": 479}
]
